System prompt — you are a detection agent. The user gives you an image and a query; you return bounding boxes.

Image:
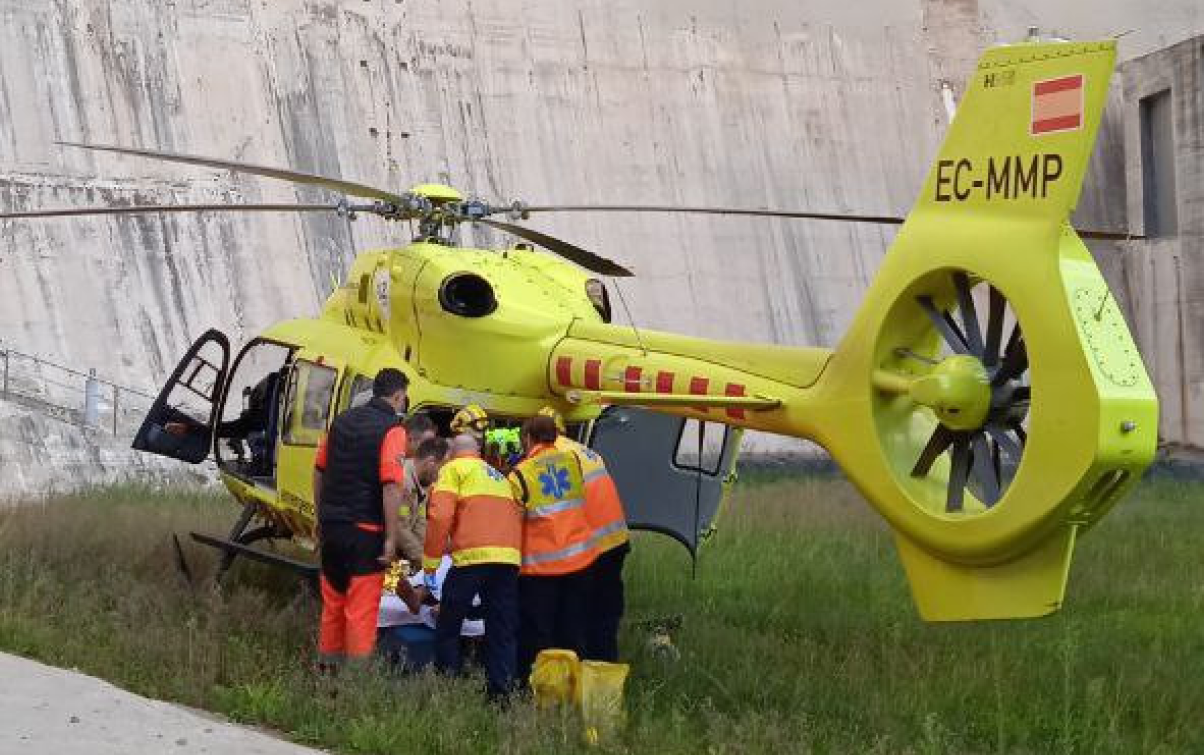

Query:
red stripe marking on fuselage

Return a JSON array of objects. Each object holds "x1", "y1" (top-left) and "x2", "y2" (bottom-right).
[
  {"x1": 555, "y1": 356, "x2": 573, "y2": 387},
  {"x1": 725, "y1": 383, "x2": 746, "y2": 420},
  {"x1": 690, "y1": 376, "x2": 709, "y2": 414},
  {"x1": 624, "y1": 366, "x2": 643, "y2": 393},
  {"x1": 584, "y1": 360, "x2": 602, "y2": 390}
]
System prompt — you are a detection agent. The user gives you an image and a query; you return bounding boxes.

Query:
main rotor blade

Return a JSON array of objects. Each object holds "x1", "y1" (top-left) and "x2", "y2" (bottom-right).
[
  {"x1": 520, "y1": 204, "x2": 1144, "y2": 240},
  {"x1": 57, "y1": 142, "x2": 407, "y2": 205},
  {"x1": 953, "y1": 271, "x2": 984, "y2": 356},
  {"x1": 984, "y1": 285, "x2": 1006, "y2": 367},
  {"x1": 917, "y1": 295, "x2": 970, "y2": 354},
  {"x1": 1078, "y1": 228, "x2": 1146, "y2": 241},
  {"x1": 476, "y1": 218, "x2": 633, "y2": 277},
  {"x1": 519, "y1": 204, "x2": 907, "y2": 225},
  {"x1": 946, "y1": 434, "x2": 971, "y2": 513},
  {"x1": 0, "y1": 203, "x2": 339, "y2": 221}
]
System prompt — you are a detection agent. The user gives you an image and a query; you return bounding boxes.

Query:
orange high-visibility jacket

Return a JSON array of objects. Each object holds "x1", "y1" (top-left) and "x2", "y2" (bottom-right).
[
  {"x1": 509, "y1": 443, "x2": 597, "y2": 576},
  {"x1": 554, "y1": 436, "x2": 630, "y2": 554},
  {"x1": 423, "y1": 451, "x2": 523, "y2": 573}
]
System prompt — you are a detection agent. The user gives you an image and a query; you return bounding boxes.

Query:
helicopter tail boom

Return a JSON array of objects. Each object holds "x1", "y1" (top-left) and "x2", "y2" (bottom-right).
[
  {"x1": 548, "y1": 319, "x2": 833, "y2": 438},
  {"x1": 553, "y1": 40, "x2": 1157, "y2": 622}
]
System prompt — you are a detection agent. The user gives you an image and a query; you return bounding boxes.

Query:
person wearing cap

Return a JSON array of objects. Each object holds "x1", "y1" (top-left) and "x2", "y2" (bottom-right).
[
  {"x1": 423, "y1": 410, "x2": 524, "y2": 700},
  {"x1": 312, "y1": 368, "x2": 410, "y2": 665},
  {"x1": 508, "y1": 414, "x2": 597, "y2": 679},
  {"x1": 537, "y1": 406, "x2": 631, "y2": 662}
]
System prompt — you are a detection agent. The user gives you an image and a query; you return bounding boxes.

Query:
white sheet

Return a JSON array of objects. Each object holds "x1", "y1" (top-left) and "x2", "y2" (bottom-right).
[{"x1": 377, "y1": 556, "x2": 484, "y2": 637}]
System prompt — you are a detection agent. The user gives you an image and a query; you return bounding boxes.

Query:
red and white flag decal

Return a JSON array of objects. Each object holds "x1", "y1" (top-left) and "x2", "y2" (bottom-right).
[{"x1": 1031, "y1": 74, "x2": 1084, "y2": 135}]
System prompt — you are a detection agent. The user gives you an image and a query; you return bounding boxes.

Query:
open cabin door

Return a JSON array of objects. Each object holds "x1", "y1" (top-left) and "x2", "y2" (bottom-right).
[
  {"x1": 588, "y1": 406, "x2": 741, "y2": 555},
  {"x1": 274, "y1": 350, "x2": 343, "y2": 533},
  {"x1": 132, "y1": 329, "x2": 231, "y2": 463}
]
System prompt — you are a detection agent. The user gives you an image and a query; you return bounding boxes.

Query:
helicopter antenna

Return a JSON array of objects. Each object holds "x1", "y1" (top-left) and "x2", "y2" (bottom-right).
[{"x1": 611, "y1": 279, "x2": 648, "y2": 357}]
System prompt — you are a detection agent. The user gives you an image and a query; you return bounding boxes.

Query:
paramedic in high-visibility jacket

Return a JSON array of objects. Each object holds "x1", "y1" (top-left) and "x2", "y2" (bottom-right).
[
  {"x1": 508, "y1": 414, "x2": 598, "y2": 678},
  {"x1": 538, "y1": 406, "x2": 631, "y2": 662},
  {"x1": 423, "y1": 428, "x2": 524, "y2": 700},
  {"x1": 312, "y1": 368, "x2": 409, "y2": 665}
]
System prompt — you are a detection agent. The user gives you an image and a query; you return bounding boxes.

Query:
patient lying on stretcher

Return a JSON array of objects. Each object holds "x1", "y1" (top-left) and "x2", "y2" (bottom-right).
[{"x1": 377, "y1": 556, "x2": 483, "y2": 668}]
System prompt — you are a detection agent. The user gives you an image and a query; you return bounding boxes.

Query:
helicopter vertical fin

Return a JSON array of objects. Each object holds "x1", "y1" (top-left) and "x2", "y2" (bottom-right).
[
  {"x1": 894, "y1": 525, "x2": 1077, "y2": 621},
  {"x1": 910, "y1": 39, "x2": 1116, "y2": 227},
  {"x1": 811, "y1": 39, "x2": 1158, "y2": 622}
]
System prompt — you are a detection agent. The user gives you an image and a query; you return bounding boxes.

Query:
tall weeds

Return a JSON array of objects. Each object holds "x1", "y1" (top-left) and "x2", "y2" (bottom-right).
[{"x1": 0, "y1": 479, "x2": 1199, "y2": 754}]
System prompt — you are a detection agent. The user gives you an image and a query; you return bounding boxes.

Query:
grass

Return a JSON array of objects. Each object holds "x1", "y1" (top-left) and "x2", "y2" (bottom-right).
[{"x1": 0, "y1": 476, "x2": 1201, "y2": 754}]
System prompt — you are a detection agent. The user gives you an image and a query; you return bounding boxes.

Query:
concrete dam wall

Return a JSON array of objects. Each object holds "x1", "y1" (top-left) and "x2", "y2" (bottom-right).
[{"x1": 0, "y1": 0, "x2": 1201, "y2": 493}]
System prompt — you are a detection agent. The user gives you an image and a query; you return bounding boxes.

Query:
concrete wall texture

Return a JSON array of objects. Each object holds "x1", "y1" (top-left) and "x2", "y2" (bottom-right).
[
  {"x1": 0, "y1": 0, "x2": 1201, "y2": 490},
  {"x1": 1120, "y1": 38, "x2": 1204, "y2": 450}
]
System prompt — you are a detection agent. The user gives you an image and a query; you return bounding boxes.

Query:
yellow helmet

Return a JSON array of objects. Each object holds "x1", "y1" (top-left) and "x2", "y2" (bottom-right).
[
  {"x1": 537, "y1": 406, "x2": 566, "y2": 434},
  {"x1": 451, "y1": 404, "x2": 489, "y2": 435}
]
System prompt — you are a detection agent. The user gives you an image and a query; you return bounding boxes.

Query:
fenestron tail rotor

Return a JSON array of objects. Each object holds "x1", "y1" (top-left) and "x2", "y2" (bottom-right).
[{"x1": 903, "y1": 271, "x2": 1030, "y2": 514}]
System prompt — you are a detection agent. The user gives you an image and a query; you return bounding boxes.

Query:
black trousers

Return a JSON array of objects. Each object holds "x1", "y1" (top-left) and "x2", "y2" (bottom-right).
[
  {"x1": 318, "y1": 521, "x2": 385, "y2": 590},
  {"x1": 435, "y1": 563, "x2": 519, "y2": 699},
  {"x1": 517, "y1": 569, "x2": 589, "y2": 679},
  {"x1": 584, "y1": 544, "x2": 628, "y2": 662}
]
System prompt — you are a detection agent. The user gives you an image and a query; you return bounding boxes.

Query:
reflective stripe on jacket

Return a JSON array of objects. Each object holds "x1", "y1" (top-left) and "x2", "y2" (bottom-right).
[
  {"x1": 422, "y1": 452, "x2": 523, "y2": 572},
  {"x1": 554, "y1": 435, "x2": 630, "y2": 554},
  {"x1": 510, "y1": 444, "x2": 597, "y2": 576}
]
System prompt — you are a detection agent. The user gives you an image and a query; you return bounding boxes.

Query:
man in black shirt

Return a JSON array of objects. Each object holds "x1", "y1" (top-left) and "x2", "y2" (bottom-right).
[{"x1": 312, "y1": 368, "x2": 409, "y2": 663}]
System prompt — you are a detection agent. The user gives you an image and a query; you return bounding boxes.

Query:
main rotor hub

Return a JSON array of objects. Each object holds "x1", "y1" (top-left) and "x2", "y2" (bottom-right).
[
  {"x1": 910, "y1": 355, "x2": 991, "y2": 431},
  {"x1": 409, "y1": 183, "x2": 463, "y2": 204}
]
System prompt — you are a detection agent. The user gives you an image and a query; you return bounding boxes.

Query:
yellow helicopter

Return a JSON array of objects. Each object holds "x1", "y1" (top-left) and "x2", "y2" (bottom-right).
[{"x1": 2, "y1": 38, "x2": 1157, "y2": 621}]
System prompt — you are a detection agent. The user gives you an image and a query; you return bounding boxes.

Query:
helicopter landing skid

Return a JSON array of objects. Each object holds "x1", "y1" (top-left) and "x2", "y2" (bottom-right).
[
  {"x1": 189, "y1": 531, "x2": 320, "y2": 581},
  {"x1": 176, "y1": 502, "x2": 320, "y2": 585}
]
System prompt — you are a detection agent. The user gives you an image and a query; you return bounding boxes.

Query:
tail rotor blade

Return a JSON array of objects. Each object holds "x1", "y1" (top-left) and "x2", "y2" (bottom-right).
[
  {"x1": 986, "y1": 424, "x2": 1023, "y2": 464},
  {"x1": 918, "y1": 295, "x2": 970, "y2": 354},
  {"x1": 953, "y1": 272, "x2": 984, "y2": 356},
  {"x1": 971, "y1": 432, "x2": 1002, "y2": 506},
  {"x1": 984, "y1": 286, "x2": 1006, "y2": 367},
  {"x1": 1010, "y1": 421, "x2": 1028, "y2": 447},
  {"x1": 946, "y1": 434, "x2": 972, "y2": 513},
  {"x1": 912, "y1": 425, "x2": 955, "y2": 478},
  {"x1": 993, "y1": 326, "x2": 1028, "y2": 385}
]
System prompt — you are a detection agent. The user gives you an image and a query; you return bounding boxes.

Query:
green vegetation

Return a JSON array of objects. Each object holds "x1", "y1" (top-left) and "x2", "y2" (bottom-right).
[{"x1": 0, "y1": 478, "x2": 1200, "y2": 754}]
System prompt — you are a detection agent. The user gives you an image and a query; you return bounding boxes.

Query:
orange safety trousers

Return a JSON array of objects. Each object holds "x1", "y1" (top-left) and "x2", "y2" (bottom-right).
[
  {"x1": 318, "y1": 573, "x2": 385, "y2": 658},
  {"x1": 317, "y1": 521, "x2": 387, "y2": 659}
]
